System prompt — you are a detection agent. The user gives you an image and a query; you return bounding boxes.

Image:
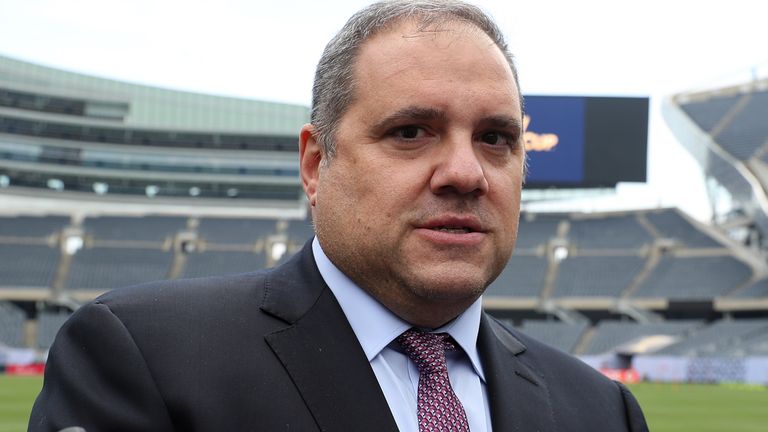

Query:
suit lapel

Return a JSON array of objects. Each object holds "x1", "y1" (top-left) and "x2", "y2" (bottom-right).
[
  {"x1": 478, "y1": 314, "x2": 556, "y2": 431},
  {"x1": 261, "y1": 242, "x2": 399, "y2": 431}
]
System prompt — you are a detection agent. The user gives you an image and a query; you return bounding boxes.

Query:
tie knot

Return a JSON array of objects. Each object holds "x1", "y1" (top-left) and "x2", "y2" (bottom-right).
[{"x1": 397, "y1": 330, "x2": 456, "y2": 375}]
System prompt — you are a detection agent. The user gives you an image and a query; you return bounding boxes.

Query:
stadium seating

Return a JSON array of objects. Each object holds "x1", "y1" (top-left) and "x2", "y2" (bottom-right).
[
  {"x1": 0, "y1": 301, "x2": 25, "y2": 347},
  {"x1": 0, "y1": 244, "x2": 59, "y2": 288},
  {"x1": 656, "y1": 318, "x2": 768, "y2": 356},
  {"x1": 552, "y1": 256, "x2": 645, "y2": 297},
  {"x1": 631, "y1": 255, "x2": 751, "y2": 299},
  {"x1": 679, "y1": 93, "x2": 741, "y2": 133},
  {"x1": 713, "y1": 91, "x2": 768, "y2": 161},
  {"x1": 568, "y1": 215, "x2": 653, "y2": 249},
  {"x1": 36, "y1": 310, "x2": 70, "y2": 350},
  {"x1": 734, "y1": 278, "x2": 768, "y2": 298},
  {"x1": 65, "y1": 247, "x2": 173, "y2": 290},
  {"x1": 182, "y1": 250, "x2": 267, "y2": 279},
  {"x1": 583, "y1": 320, "x2": 702, "y2": 355},
  {"x1": 197, "y1": 218, "x2": 277, "y2": 245},
  {"x1": 0, "y1": 215, "x2": 68, "y2": 238},
  {"x1": 84, "y1": 216, "x2": 187, "y2": 243},
  {"x1": 645, "y1": 209, "x2": 721, "y2": 248},
  {"x1": 285, "y1": 218, "x2": 315, "y2": 247},
  {"x1": 486, "y1": 254, "x2": 548, "y2": 298},
  {"x1": 514, "y1": 214, "x2": 562, "y2": 249},
  {"x1": 518, "y1": 320, "x2": 588, "y2": 354}
]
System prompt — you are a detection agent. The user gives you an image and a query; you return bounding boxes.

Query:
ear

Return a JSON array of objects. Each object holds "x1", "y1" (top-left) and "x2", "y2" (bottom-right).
[{"x1": 299, "y1": 123, "x2": 323, "y2": 208}]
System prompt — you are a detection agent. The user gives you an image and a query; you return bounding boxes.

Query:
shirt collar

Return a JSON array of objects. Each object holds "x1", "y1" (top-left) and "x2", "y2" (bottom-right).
[{"x1": 312, "y1": 237, "x2": 486, "y2": 382}]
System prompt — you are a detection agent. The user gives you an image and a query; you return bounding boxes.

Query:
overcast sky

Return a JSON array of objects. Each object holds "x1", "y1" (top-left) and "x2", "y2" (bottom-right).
[{"x1": 1, "y1": 0, "x2": 766, "y2": 220}]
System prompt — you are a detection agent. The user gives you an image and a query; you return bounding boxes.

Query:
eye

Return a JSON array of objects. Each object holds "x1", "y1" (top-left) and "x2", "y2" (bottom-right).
[
  {"x1": 394, "y1": 125, "x2": 425, "y2": 140},
  {"x1": 479, "y1": 131, "x2": 515, "y2": 147}
]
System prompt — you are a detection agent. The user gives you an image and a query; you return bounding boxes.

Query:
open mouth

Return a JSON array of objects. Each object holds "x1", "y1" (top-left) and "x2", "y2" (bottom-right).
[{"x1": 431, "y1": 226, "x2": 473, "y2": 234}]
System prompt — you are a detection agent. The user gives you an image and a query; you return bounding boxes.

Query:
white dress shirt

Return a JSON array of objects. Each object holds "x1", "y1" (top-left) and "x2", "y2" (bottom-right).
[{"x1": 312, "y1": 238, "x2": 492, "y2": 432}]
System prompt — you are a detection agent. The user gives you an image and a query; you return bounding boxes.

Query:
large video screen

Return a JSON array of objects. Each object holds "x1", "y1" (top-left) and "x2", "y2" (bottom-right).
[{"x1": 522, "y1": 96, "x2": 648, "y2": 188}]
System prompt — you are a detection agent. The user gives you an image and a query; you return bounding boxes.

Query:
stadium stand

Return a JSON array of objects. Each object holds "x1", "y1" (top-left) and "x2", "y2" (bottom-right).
[
  {"x1": 712, "y1": 91, "x2": 768, "y2": 161},
  {"x1": 631, "y1": 255, "x2": 752, "y2": 300},
  {"x1": 735, "y1": 278, "x2": 768, "y2": 298},
  {"x1": 552, "y1": 256, "x2": 646, "y2": 298},
  {"x1": 65, "y1": 247, "x2": 173, "y2": 291},
  {"x1": 35, "y1": 310, "x2": 70, "y2": 350},
  {"x1": 517, "y1": 320, "x2": 588, "y2": 354},
  {"x1": 84, "y1": 215, "x2": 187, "y2": 243},
  {"x1": 486, "y1": 254, "x2": 548, "y2": 298},
  {"x1": 0, "y1": 301, "x2": 25, "y2": 347},
  {"x1": 182, "y1": 250, "x2": 267, "y2": 279},
  {"x1": 568, "y1": 215, "x2": 653, "y2": 249},
  {"x1": 645, "y1": 209, "x2": 721, "y2": 248},
  {"x1": 583, "y1": 320, "x2": 702, "y2": 355},
  {"x1": 514, "y1": 214, "x2": 562, "y2": 249},
  {"x1": 0, "y1": 215, "x2": 68, "y2": 238},
  {"x1": 285, "y1": 218, "x2": 315, "y2": 247},
  {"x1": 655, "y1": 318, "x2": 768, "y2": 357},
  {"x1": 197, "y1": 218, "x2": 277, "y2": 245},
  {"x1": 0, "y1": 115, "x2": 299, "y2": 152},
  {"x1": 678, "y1": 93, "x2": 741, "y2": 133},
  {"x1": 0, "y1": 244, "x2": 59, "y2": 288}
]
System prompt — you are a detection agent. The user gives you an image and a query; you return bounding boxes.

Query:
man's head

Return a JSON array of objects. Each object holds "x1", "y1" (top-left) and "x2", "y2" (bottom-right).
[
  {"x1": 300, "y1": 0, "x2": 524, "y2": 328},
  {"x1": 310, "y1": 0, "x2": 522, "y2": 160}
]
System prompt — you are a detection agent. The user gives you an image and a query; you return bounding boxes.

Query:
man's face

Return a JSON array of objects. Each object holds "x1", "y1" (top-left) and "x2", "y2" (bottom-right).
[{"x1": 301, "y1": 20, "x2": 524, "y2": 327}]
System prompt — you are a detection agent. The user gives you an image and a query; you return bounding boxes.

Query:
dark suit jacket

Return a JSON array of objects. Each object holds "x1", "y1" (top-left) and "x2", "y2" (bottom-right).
[{"x1": 29, "y1": 242, "x2": 648, "y2": 431}]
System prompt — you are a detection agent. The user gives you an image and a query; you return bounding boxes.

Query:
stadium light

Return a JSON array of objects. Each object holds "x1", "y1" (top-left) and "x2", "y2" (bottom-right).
[
  {"x1": 92, "y1": 182, "x2": 108, "y2": 195},
  {"x1": 270, "y1": 240, "x2": 287, "y2": 262},
  {"x1": 189, "y1": 186, "x2": 201, "y2": 197},
  {"x1": 47, "y1": 178, "x2": 64, "y2": 191},
  {"x1": 145, "y1": 185, "x2": 159, "y2": 197},
  {"x1": 64, "y1": 235, "x2": 83, "y2": 255},
  {"x1": 553, "y1": 245, "x2": 569, "y2": 262}
]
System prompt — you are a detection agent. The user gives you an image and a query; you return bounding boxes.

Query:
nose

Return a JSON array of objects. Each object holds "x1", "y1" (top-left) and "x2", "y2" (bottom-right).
[{"x1": 429, "y1": 138, "x2": 489, "y2": 197}]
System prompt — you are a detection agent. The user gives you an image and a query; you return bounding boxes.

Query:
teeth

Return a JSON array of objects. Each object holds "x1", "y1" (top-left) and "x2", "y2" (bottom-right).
[{"x1": 432, "y1": 226, "x2": 471, "y2": 233}]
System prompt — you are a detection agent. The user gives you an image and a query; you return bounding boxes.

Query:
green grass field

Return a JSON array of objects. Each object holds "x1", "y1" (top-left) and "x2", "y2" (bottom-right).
[
  {"x1": 1, "y1": 376, "x2": 766, "y2": 431},
  {"x1": 0, "y1": 375, "x2": 41, "y2": 432}
]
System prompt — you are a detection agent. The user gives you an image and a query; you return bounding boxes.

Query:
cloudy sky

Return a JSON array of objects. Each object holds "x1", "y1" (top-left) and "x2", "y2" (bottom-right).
[{"x1": 1, "y1": 0, "x2": 766, "y2": 219}]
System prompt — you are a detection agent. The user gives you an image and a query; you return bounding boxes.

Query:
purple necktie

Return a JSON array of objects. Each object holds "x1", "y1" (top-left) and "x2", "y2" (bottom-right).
[{"x1": 397, "y1": 330, "x2": 470, "y2": 432}]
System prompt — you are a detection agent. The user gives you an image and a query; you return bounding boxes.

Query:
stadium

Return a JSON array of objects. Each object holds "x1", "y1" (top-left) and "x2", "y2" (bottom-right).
[{"x1": 1, "y1": 4, "x2": 768, "y2": 429}]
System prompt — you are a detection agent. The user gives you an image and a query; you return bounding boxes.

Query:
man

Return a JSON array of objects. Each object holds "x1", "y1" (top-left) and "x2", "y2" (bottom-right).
[{"x1": 30, "y1": 1, "x2": 648, "y2": 431}]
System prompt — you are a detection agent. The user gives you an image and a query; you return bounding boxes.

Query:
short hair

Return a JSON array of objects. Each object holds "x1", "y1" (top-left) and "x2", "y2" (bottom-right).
[{"x1": 310, "y1": 0, "x2": 521, "y2": 160}]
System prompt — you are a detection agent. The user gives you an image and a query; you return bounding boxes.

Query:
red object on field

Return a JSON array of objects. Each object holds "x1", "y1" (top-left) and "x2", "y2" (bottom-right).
[
  {"x1": 6, "y1": 363, "x2": 45, "y2": 375},
  {"x1": 599, "y1": 368, "x2": 640, "y2": 384}
]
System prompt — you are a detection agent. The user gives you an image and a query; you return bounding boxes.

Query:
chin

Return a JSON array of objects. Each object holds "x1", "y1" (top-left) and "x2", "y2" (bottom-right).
[{"x1": 407, "y1": 273, "x2": 489, "y2": 302}]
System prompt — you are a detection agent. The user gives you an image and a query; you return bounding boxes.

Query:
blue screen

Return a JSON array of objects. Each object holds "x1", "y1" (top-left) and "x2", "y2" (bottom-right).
[{"x1": 523, "y1": 96, "x2": 585, "y2": 184}]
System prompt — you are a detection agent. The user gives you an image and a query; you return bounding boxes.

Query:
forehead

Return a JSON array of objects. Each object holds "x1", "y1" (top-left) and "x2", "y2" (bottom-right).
[{"x1": 351, "y1": 19, "x2": 521, "y2": 117}]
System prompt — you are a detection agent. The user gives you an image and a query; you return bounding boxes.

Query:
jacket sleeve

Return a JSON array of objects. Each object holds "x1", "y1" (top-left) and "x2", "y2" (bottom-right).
[
  {"x1": 28, "y1": 301, "x2": 175, "y2": 432},
  {"x1": 616, "y1": 381, "x2": 649, "y2": 432}
]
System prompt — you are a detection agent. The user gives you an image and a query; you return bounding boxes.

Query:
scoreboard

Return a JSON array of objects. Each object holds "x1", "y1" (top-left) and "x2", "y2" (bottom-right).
[{"x1": 523, "y1": 95, "x2": 649, "y2": 188}]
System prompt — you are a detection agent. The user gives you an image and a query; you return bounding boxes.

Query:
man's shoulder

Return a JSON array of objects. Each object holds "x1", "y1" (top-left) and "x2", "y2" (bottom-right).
[{"x1": 95, "y1": 269, "x2": 271, "y2": 313}]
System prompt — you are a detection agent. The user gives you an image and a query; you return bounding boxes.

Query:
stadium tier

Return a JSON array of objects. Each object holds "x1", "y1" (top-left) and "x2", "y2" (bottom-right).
[
  {"x1": 666, "y1": 77, "x2": 768, "y2": 240},
  {"x1": 0, "y1": 54, "x2": 307, "y2": 203},
  {"x1": 516, "y1": 320, "x2": 589, "y2": 354},
  {"x1": 0, "y1": 301, "x2": 25, "y2": 348}
]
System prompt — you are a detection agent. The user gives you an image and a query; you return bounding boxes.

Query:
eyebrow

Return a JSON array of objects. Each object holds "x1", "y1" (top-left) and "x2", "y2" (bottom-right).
[
  {"x1": 372, "y1": 105, "x2": 522, "y2": 134},
  {"x1": 371, "y1": 106, "x2": 447, "y2": 132},
  {"x1": 482, "y1": 115, "x2": 523, "y2": 134}
]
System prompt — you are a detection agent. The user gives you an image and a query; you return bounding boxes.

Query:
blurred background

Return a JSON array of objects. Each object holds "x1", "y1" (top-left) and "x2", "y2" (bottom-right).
[{"x1": 0, "y1": 1, "x2": 767, "y2": 430}]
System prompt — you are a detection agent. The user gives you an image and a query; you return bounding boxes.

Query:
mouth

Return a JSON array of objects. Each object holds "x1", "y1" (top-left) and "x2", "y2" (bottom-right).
[
  {"x1": 419, "y1": 215, "x2": 484, "y2": 234},
  {"x1": 430, "y1": 226, "x2": 473, "y2": 234}
]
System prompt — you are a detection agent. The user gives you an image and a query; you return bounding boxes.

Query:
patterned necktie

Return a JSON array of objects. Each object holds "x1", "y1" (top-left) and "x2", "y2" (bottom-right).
[{"x1": 397, "y1": 330, "x2": 470, "y2": 432}]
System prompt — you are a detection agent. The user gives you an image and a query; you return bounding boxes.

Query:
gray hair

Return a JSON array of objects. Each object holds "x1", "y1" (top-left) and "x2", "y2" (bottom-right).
[{"x1": 310, "y1": 0, "x2": 521, "y2": 160}]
